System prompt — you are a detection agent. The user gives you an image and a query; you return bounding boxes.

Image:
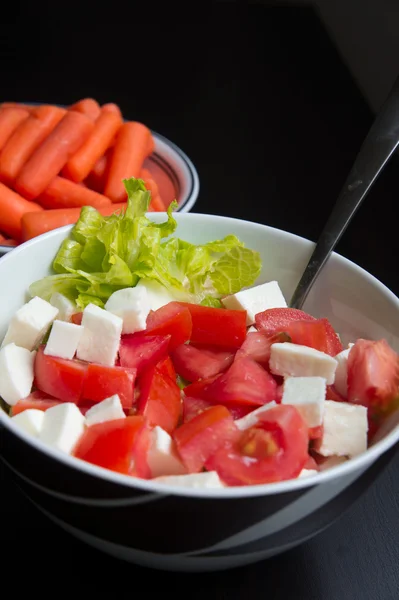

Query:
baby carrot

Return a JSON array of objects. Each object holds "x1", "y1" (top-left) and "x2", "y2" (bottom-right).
[
  {"x1": 0, "y1": 107, "x2": 30, "y2": 150},
  {"x1": 140, "y1": 168, "x2": 152, "y2": 180},
  {"x1": 69, "y1": 98, "x2": 101, "y2": 121},
  {"x1": 38, "y1": 176, "x2": 111, "y2": 209},
  {"x1": 143, "y1": 176, "x2": 159, "y2": 198},
  {"x1": 62, "y1": 109, "x2": 122, "y2": 182},
  {"x1": 101, "y1": 103, "x2": 122, "y2": 119},
  {"x1": 0, "y1": 105, "x2": 66, "y2": 184},
  {"x1": 15, "y1": 111, "x2": 94, "y2": 200},
  {"x1": 149, "y1": 194, "x2": 167, "y2": 211},
  {"x1": 104, "y1": 122, "x2": 154, "y2": 203},
  {"x1": 0, "y1": 102, "x2": 35, "y2": 112},
  {"x1": 21, "y1": 202, "x2": 127, "y2": 241},
  {"x1": 0, "y1": 182, "x2": 43, "y2": 240}
]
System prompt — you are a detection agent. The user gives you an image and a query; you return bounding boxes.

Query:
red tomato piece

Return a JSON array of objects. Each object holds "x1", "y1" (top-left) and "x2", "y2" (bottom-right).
[
  {"x1": 119, "y1": 334, "x2": 170, "y2": 375},
  {"x1": 171, "y1": 343, "x2": 235, "y2": 382},
  {"x1": 145, "y1": 303, "x2": 192, "y2": 351},
  {"x1": 34, "y1": 345, "x2": 87, "y2": 403},
  {"x1": 81, "y1": 363, "x2": 137, "y2": 409},
  {"x1": 308, "y1": 425, "x2": 323, "y2": 440},
  {"x1": 303, "y1": 455, "x2": 319, "y2": 471},
  {"x1": 138, "y1": 363, "x2": 182, "y2": 433},
  {"x1": 347, "y1": 338, "x2": 399, "y2": 411},
  {"x1": 73, "y1": 416, "x2": 145, "y2": 475},
  {"x1": 326, "y1": 385, "x2": 346, "y2": 403},
  {"x1": 255, "y1": 307, "x2": 315, "y2": 333},
  {"x1": 173, "y1": 405, "x2": 238, "y2": 472},
  {"x1": 131, "y1": 424, "x2": 152, "y2": 478},
  {"x1": 70, "y1": 312, "x2": 83, "y2": 325},
  {"x1": 176, "y1": 302, "x2": 247, "y2": 349},
  {"x1": 236, "y1": 331, "x2": 291, "y2": 368},
  {"x1": 206, "y1": 405, "x2": 309, "y2": 485},
  {"x1": 286, "y1": 318, "x2": 343, "y2": 356},
  {"x1": 155, "y1": 355, "x2": 176, "y2": 381},
  {"x1": 320, "y1": 318, "x2": 344, "y2": 355},
  {"x1": 182, "y1": 395, "x2": 255, "y2": 423},
  {"x1": 11, "y1": 391, "x2": 62, "y2": 416}
]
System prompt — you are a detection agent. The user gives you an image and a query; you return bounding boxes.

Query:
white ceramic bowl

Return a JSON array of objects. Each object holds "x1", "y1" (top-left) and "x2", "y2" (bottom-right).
[{"x1": 1, "y1": 213, "x2": 398, "y2": 573}]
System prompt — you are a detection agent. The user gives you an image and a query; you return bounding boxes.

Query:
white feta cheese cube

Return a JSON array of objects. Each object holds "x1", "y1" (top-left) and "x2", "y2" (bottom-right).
[
  {"x1": 135, "y1": 279, "x2": 177, "y2": 311},
  {"x1": 44, "y1": 320, "x2": 83, "y2": 360},
  {"x1": 154, "y1": 471, "x2": 224, "y2": 488},
  {"x1": 270, "y1": 343, "x2": 338, "y2": 385},
  {"x1": 235, "y1": 401, "x2": 277, "y2": 430},
  {"x1": 76, "y1": 303, "x2": 122, "y2": 366},
  {"x1": 1, "y1": 296, "x2": 58, "y2": 351},
  {"x1": 298, "y1": 468, "x2": 318, "y2": 478},
  {"x1": 50, "y1": 293, "x2": 77, "y2": 322},
  {"x1": 104, "y1": 287, "x2": 151, "y2": 334},
  {"x1": 11, "y1": 409, "x2": 44, "y2": 437},
  {"x1": 40, "y1": 403, "x2": 85, "y2": 454},
  {"x1": 147, "y1": 426, "x2": 187, "y2": 478},
  {"x1": 281, "y1": 376, "x2": 326, "y2": 427},
  {"x1": 222, "y1": 281, "x2": 287, "y2": 326},
  {"x1": 85, "y1": 395, "x2": 125, "y2": 426},
  {"x1": 0, "y1": 343, "x2": 35, "y2": 406},
  {"x1": 314, "y1": 400, "x2": 368, "y2": 458},
  {"x1": 334, "y1": 347, "x2": 353, "y2": 398}
]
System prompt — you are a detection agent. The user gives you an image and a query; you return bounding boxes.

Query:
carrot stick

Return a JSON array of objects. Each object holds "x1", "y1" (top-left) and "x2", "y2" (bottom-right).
[
  {"x1": 104, "y1": 122, "x2": 154, "y2": 203},
  {"x1": 0, "y1": 102, "x2": 35, "y2": 112},
  {"x1": 0, "y1": 105, "x2": 66, "y2": 184},
  {"x1": 143, "y1": 176, "x2": 159, "y2": 198},
  {"x1": 149, "y1": 194, "x2": 167, "y2": 212},
  {"x1": 21, "y1": 202, "x2": 127, "y2": 241},
  {"x1": 62, "y1": 109, "x2": 122, "y2": 183},
  {"x1": 0, "y1": 182, "x2": 43, "y2": 240},
  {"x1": 38, "y1": 176, "x2": 111, "y2": 209},
  {"x1": 15, "y1": 111, "x2": 94, "y2": 200},
  {"x1": 101, "y1": 103, "x2": 122, "y2": 119},
  {"x1": 140, "y1": 168, "x2": 152, "y2": 180},
  {"x1": 69, "y1": 98, "x2": 101, "y2": 121},
  {"x1": 0, "y1": 107, "x2": 30, "y2": 150}
]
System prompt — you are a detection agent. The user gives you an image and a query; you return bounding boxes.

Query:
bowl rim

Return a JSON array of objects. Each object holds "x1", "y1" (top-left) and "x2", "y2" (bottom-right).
[{"x1": 1, "y1": 213, "x2": 398, "y2": 499}]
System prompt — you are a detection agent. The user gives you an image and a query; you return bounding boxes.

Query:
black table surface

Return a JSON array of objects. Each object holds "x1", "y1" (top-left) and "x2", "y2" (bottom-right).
[{"x1": 1, "y1": 6, "x2": 398, "y2": 599}]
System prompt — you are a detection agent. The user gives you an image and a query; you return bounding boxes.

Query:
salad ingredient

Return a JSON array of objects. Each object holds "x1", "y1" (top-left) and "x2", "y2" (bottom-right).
[
  {"x1": 49, "y1": 292, "x2": 78, "y2": 322},
  {"x1": 11, "y1": 392, "x2": 62, "y2": 415},
  {"x1": 40, "y1": 402, "x2": 86, "y2": 453},
  {"x1": 84, "y1": 394, "x2": 125, "y2": 426},
  {"x1": 155, "y1": 471, "x2": 225, "y2": 488},
  {"x1": 82, "y1": 363, "x2": 136, "y2": 409},
  {"x1": 35, "y1": 345, "x2": 88, "y2": 403},
  {"x1": 177, "y1": 303, "x2": 247, "y2": 349},
  {"x1": 76, "y1": 304, "x2": 123, "y2": 367},
  {"x1": 147, "y1": 425, "x2": 187, "y2": 477},
  {"x1": 281, "y1": 376, "x2": 326, "y2": 428},
  {"x1": 171, "y1": 343, "x2": 235, "y2": 382},
  {"x1": 11, "y1": 408, "x2": 44, "y2": 436},
  {"x1": 104, "y1": 287, "x2": 151, "y2": 334},
  {"x1": 0, "y1": 343, "x2": 35, "y2": 405},
  {"x1": 0, "y1": 105, "x2": 66, "y2": 184},
  {"x1": 333, "y1": 345, "x2": 353, "y2": 397},
  {"x1": 0, "y1": 181, "x2": 43, "y2": 240},
  {"x1": 285, "y1": 318, "x2": 343, "y2": 356},
  {"x1": 313, "y1": 400, "x2": 368, "y2": 458},
  {"x1": 44, "y1": 320, "x2": 83, "y2": 360},
  {"x1": 235, "y1": 330, "x2": 291, "y2": 368},
  {"x1": 222, "y1": 280, "x2": 287, "y2": 325},
  {"x1": 0, "y1": 106, "x2": 30, "y2": 150},
  {"x1": 15, "y1": 111, "x2": 95, "y2": 200},
  {"x1": 144, "y1": 303, "x2": 193, "y2": 351},
  {"x1": 38, "y1": 176, "x2": 111, "y2": 209},
  {"x1": 234, "y1": 401, "x2": 277, "y2": 430},
  {"x1": 135, "y1": 279, "x2": 178, "y2": 311},
  {"x1": 119, "y1": 334, "x2": 170, "y2": 375},
  {"x1": 269, "y1": 342, "x2": 338, "y2": 385},
  {"x1": 138, "y1": 362, "x2": 181, "y2": 433},
  {"x1": 255, "y1": 307, "x2": 316, "y2": 333},
  {"x1": 102, "y1": 103, "x2": 122, "y2": 118},
  {"x1": 70, "y1": 98, "x2": 101, "y2": 120},
  {"x1": 85, "y1": 150, "x2": 111, "y2": 192},
  {"x1": 1, "y1": 296, "x2": 58, "y2": 351}
]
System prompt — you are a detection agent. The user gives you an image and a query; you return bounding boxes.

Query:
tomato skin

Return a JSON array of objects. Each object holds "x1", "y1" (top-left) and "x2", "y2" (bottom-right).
[
  {"x1": 182, "y1": 395, "x2": 253, "y2": 423},
  {"x1": 70, "y1": 312, "x2": 83, "y2": 325},
  {"x1": 176, "y1": 302, "x2": 247, "y2": 349},
  {"x1": 205, "y1": 405, "x2": 309, "y2": 486},
  {"x1": 171, "y1": 343, "x2": 235, "y2": 382},
  {"x1": 119, "y1": 334, "x2": 170, "y2": 375},
  {"x1": 155, "y1": 355, "x2": 176, "y2": 382},
  {"x1": 81, "y1": 363, "x2": 137, "y2": 409},
  {"x1": 73, "y1": 416, "x2": 145, "y2": 475},
  {"x1": 303, "y1": 455, "x2": 319, "y2": 471},
  {"x1": 326, "y1": 385, "x2": 346, "y2": 403},
  {"x1": 286, "y1": 318, "x2": 343, "y2": 356},
  {"x1": 11, "y1": 391, "x2": 62, "y2": 416},
  {"x1": 308, "y1": 425, "x2": 323, "y2": 440},
  {"x1": 255, "y1": 307, "x2": 315, "y2": 333},
  {"x1": 145, "y1": 303, "x2": 192, "y2": 351},
  {"x1": 236, "y1": 331, "x2": 290, "y2": 368},
  {"x1": 34, "y1": 345, "x2": 88, "y2": 403},
  {"x1": 173, "y1": 405, "x2": 238, "y2": 472},
  {"x1": 138, "y1": 363, "x2": 182, "y2": 433}
]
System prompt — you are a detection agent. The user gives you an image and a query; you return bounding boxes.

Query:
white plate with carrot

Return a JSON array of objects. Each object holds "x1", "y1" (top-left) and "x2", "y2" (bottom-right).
[{"x1": 0, "y1": 98, "x2": 199, "y2": 253}]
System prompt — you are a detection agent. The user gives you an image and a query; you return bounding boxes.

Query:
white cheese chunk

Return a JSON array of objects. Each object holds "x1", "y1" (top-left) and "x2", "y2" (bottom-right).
[
  {"x1": 298, "y1": 468, "x2": 318, "y2": 478},
  {"x1": 270, "y1": 343, "x2": 338, "y2": 385},
  {"x1": 314, "y1": 400, "x2": 368, "y2": 458},
  {"x1": 334, "y1": 346, "x2": 353, "y2": 398},
  {"x1": 44, "y1": 320, "x2": 83, "y2": 360},
  {"x1": 281, "y1": 376, "x2": 326, "y2": 427},
  {"x1": 0, "y1": 343, "x2": 35, "y2": 406},
  {"x1": 76, "y1": 303, "x2": 122, "y2": 366},
  {"x1": 222, "y1": 281, "x2": 287, "y2": 326},
  {"x1": 154, "y1": 471, "x2": 224, "y2": 488},
  {"x1": 85, "y1": 395, "x2": 126, "y2": 426},
  {"x1": 1, "y1": 296, "x2": 58, "y2": 351},
  {"x1": 105, "y1": 287, "x2": 151, "y2": 334},
  {"x1": 147, "y1": 426, "x2": 187, "y2": 478},
  {"x1": 135, "y1": 279, "x2": 177, "y2": 311},
  {"x1": 40, "y1": 403, "x2": 85, "y2": 454},
  {"x1": 49, "y1": 293, "x2": 77, "y2": 322},
  {"x1": 235, "y1": 401, "x2": 277, "y2": 430},
  {"x1": 11, "y1": 409, "x2": 44, "y2": 437}
]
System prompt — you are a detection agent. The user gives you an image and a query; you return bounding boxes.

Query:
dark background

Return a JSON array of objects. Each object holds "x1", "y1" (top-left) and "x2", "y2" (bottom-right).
[{"x1": 1, "y1": 5, "x2": 398, "y2": 599}]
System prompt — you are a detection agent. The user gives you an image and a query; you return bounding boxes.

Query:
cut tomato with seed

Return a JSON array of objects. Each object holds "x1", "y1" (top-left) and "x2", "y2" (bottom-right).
[
  {"x1": 138, "y1": 362, "x2": 182, "y2": 433},
  {"x1": 11, "y1": 391, "x2": 63, "y2": 416},
  {"x1": 286, "y1": 318, "x2": 343, "y2": 356},
  {"x1": 145, "y1": 303, "x2": 192, "y2": 351},
  {"x1": 235, "y1": 331, "x2": 291, "y2": 368},
  {"x1": 206, "y1": 404, "x2": 309, "y2": 485},
  {"x1": 81, "y1": 363, "x2": 137, "y2": 409},
  {"x1": 255, "y1": 307, "x2": 315, "y2": 333},
  {"x1": 173, "y1": 405, "x2": 238, "y2": 472},
  {"x1": 176, "y1": 302, "x2": 247, "y2": 349},
  {"x1": 34, "y1": 345, "x2": 88, "y2": 403},
  {"x1": 73, "y1": 416, "x2": 146, "y2": 475},
  {"x1": 155, "y1": 355, "x2": 176, "y2": 382},
  {"x1": 119, "y1": 334, "x2": 170, "y2": 375},
  {"x1": 171, "y1": 343, "x2": 235, "y2": 382}
]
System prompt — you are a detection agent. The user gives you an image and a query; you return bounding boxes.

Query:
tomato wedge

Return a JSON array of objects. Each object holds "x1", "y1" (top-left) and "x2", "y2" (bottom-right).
[
  {"x1": 145, "y1": 303, "x2": 192, "y2": 351},
  {"x1": 206, "y1": 405, "x2": 309, "y2": 485},
  {"x1": 286, "y1": 318, "x2": 343, "y2": 356},
  {"x1": 235, "y1": 331, "x2": 291, "y2": 368},
  {"x1": 81, "y1": 363, "x2": 137, "y2": 409},
  {"x1": 182, "y1": 395, "x2": 255, "y2": 423},
  {"x1": 119, "y1": 334, "x2": 170, "y2": 375},
  {"x1": 326, "y1": 384, "x2": 346, "y2": 403},
  {"x1": 155, "y1": 355, "x2": 176, "y2": 381},
  {"x1": 11, "y1": 391, "x2": 63, "y2": 416},
  {"x1": 34, "y1": 345, "x2": 87, "y2": 403},
  {"x1": 176, "y1": 302, "x2": 247, "y2": 349},
  {"x1": 255, "y1": 307, "x2": 315, "y2": 333},
  {"x1": 73, "y1": 416, "x2": 145, "y2": 475},
  {"x1": 171, "y1": 343, "x2": 235, "y2": 382},
  {"x1": 173, "y1": 405, "x2": 238, "y2": 472},
  {"x1": 138, "y1": 362, "x2": 182, "y2": 433},
  {"x1": 70, "y1": 312, "x2": 83, "y2": 325}
]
